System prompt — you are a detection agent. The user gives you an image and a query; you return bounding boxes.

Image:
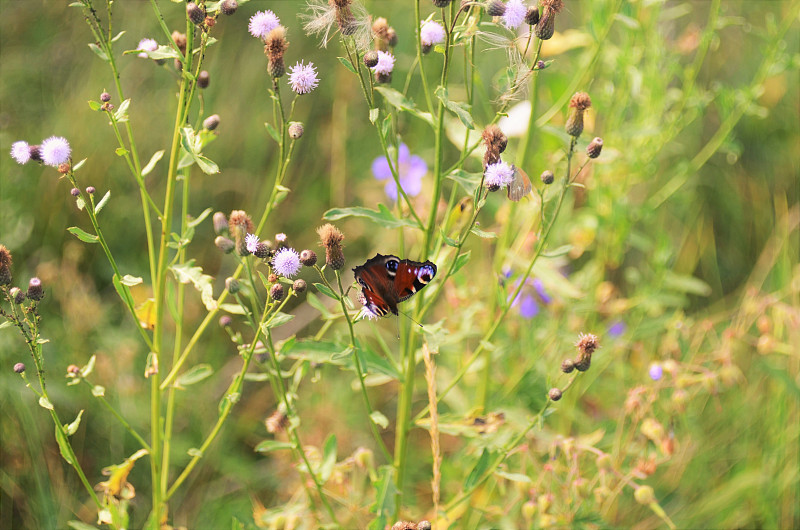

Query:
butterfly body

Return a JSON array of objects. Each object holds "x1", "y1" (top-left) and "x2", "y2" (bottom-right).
[{"x1": 353, "y1": 254, "x2": 437, "y2": 318}]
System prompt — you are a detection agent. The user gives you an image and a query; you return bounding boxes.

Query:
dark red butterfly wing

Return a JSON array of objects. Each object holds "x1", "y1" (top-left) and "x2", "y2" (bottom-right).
[{"x1": 353, "y1": 254, "x2": 437, "y2": 318}]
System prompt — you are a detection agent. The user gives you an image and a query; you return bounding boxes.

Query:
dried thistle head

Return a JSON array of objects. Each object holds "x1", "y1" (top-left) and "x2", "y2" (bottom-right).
[
  {"x1": 569, "y1": 92, "x2": 592, "y2": 110},
  {"x1": 540, "y1": 0, "x2": 564, "y2": 12},
  {"x1": 566, "y1": 92, "x2": 592, "y2": 137},
  {"x1": 534, "y1": 0, "x2": 563, "y2": 40},
  {"x1": 574, "y1": 332, "x2": 599, "y2": 370},
  {"x1": 372, "y1": 16, "x2": 390, "y2": 45},
  {"x1": 482, "y1": 125, "x2": 508, "y2": 167},
  {"x1": 317, "y1": 223, "x2": 345, "y2": 270},
  {"x1": 229, "y1": 210, "x2": 254, "y2": 255},
  {"x1": 264, "y1": 26, "x2": 289, "y2": 61},
  {"x1": 303, "y1": 0, "x2": 372, "y2": 52}
]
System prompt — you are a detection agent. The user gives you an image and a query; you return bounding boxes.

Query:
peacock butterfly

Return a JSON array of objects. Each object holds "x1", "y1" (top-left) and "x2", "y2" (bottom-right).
[{"x1": 352, "y1": 254, "x2": 437, "y2": 319}]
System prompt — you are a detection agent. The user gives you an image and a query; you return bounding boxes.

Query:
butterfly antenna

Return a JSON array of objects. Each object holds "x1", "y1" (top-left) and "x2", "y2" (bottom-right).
[{"x1": 398, "y1": 309, "x2": 424, "y2": 328}]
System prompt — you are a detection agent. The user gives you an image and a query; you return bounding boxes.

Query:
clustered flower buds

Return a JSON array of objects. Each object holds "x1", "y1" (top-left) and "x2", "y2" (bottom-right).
[
  {"x1": 213, "y1": 211, "x2": 228, "y2": 234},
  {"x1": 548, "y1": 388, "x2": 562, "y2": 401},
  {"x1": 225, "y1": 277, "x2": 240, "y2": 294},
  {"x1": 370, "y1": 50, "x2": 395, "y2": 83},
  {"x1": 11, "y1": 137, "x2": 69, "y2": 167},
  {"x1": 534, "y1": 0, "x2": 564, "y2": 40},
  {"x1": 219, "y1": 315, "x2": 233, "y2": 327},
  {"x1": 13, "y1": 362, "x2": 26, "y2": 374},
  {"x1": 264, "y1": 26, "x2": 289, "y2": 78},
  {"x1": 317, "y1": 223, "x2": 345, "y2": 270},
  {"x1": 525, "y1": 6, "x2": 540, "y2": 25},
  {"x1": 215, "y1": 236, "x2": 234, "y2": 253},
  {"x1": 565, "y1": 92, "x2": 592, "y2": 137},
  {"x1": 363, "y1": 50, "x2": 379, "y2": 68},
  {"x1": 292, "y1": 279, "x2": 307, "y2": 294}
]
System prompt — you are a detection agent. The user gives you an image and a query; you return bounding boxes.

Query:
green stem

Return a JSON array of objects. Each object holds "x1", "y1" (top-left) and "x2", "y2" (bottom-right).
[{"x1": 82, "y1": 379, "x2": 151, "y2": 452}]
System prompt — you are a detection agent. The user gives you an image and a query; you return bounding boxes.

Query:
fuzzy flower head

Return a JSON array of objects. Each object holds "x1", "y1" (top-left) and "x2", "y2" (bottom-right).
[
  {"x1": 420, "y1": 20, "x2": 446, "y2": 47},
  {"x1": 272, "y1": 247, "x2": 301, "y2": 277},
  {"x1": 370, "y1": 50, "x2": 395, "y2": 75},
  {"x1": 503, "y1": 0, "x2": 528, "y2": 29},
  {"x1": 484, "y1": 161, "x2": 515, "y2": 189},
  {"x1": 245, "y1": 233, "x2": 260, "y2": 254},
  {"x1": 317, "y1": 223, "x2": 345, "y2": 270},
  {"x1": 302, "y1": 0, "x2": 372, "y2": 52},
  {"x1": 249, "y1": 10, "x2": 281, "y2": 40},
  {"x1": 649, "y1": 363, "x2": 663, "y2": 381},
  {"x1": 137, "y1": 38, "x2": 158, "y2": 58},
  {"x1": 371, "y1": 144, "x2": 427, "y2": 201},
  {"x1": 11, "y1": 141, "x2": 31, "y2": 164},
  {"x1": 356, "y1": 293, "x2": 380, "y2": 321},
  {"x1": 287, "y1": 61, "x2": 319, "y2": 94},
  {"x1": 41, "y1": 136, "x2": 70, "y2": 167}
]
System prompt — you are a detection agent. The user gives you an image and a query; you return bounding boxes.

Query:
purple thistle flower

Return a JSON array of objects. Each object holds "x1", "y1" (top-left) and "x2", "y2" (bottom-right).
[
  {"x1": 249, "y1": 10, "x2": 280, "y2": 40},
  {"x1": 484, "y1": 161, "x2": 515, "y2": 188},
  {"x1": 649, "y1": 363, "x2": 663, "y2": 381},
  {"x1": 371, "y1": 143, "x2": 428, "y2": 201},
  {"x1": 502, "y1": 0, "x2": 527, "y2": 28},
  {"x1": 420, "y1": 20, "x2": 446, "y2": 47},
  {"x1": 137, "y1": 38, "x2": 158, "y2": 58},
  {"x1": 11, "y1": 141, "x2": 31, "y2": 164},
  {"x1": 371, "y1": 51, "x2": 395, "y2": 75},
  {"x1": 272, "y1": 247, "x2": 301, "y2": 277},
  {"x1": 40, "y1": 136, "x2": 70, "y2": 166},
  {"x1": 608, "y1": 320, "x2": 626, "y2": 337},
  {"x1": 287, "y1": 61, "x2": 320, "y2": 94},
  {"x1": 245, "y1": 233, "x2": 259, "y2": 254}
]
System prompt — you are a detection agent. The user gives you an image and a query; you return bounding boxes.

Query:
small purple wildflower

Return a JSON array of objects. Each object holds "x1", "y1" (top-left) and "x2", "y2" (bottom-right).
[
  {"x1": 532, "y1": 278, "x2": 552, "y2": 304},
  {"x1": 420, "y1": 20, "x2": 446, "y2": 47},
  {"x1": 518, "y1": 294, "x2": 539, "y2": 318},
  {"x1": 484, "y1": 161, "x2": 515, "y2": 188},
  {"x1": 371, "y1": 143, "x2": 428, "y2": 201},
  {"x1": 11, "y1": 141, "x2": 31, "y2": 164},
  {"x1": 249, "y1": 10, "x2": 280, "y2": 40},
  {"x1": 41, "y1": 136, "x2": 70, "y2": 166},
  {"x1": 357, "y1": 293, "x2": 381, "y2": 321},
  {"x1": 137, "y1": 38, "x2": 158, "y2": 58},
  {"x1": 275, "y1": 233, "x2": 287, "y2": 243},
  {"x1": 502, "y1": 0, "x2": 527, "y2": 29},
  {"x1": 272, "y1": 247, "x2": 301, "y2": 277},
  {"x1": 608, "y1": 320, "x2": 626, "y2": 337},
  {"x1": 509, "y1": 277, "x2": 551, "y2": 319},
  {"x1": 371, "y1": 51, "x2": 395, "y2": 76},
  {"x1": 649, "y1": 363, "x2": 663, "y2": 381},
  {"x1": 245, "y1": 233, "x2": 259, "y2": 254},
  {"x1": 287, "y1": 61, "x2": 319, "y2": 94}
]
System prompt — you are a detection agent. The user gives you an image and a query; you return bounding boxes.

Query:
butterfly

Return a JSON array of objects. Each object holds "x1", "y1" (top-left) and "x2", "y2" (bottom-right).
[
  {"x1": 507, "y1": 165, "x2": 532, "y2": 202},
  {"x1": 352, "y1": 254, "x2": 437, "y2": 319}
]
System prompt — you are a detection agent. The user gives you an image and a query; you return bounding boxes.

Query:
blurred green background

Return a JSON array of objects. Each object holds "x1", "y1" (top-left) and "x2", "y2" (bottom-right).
[{"x1": 1, "y1": 0, "x2": 798, "y2": 528}]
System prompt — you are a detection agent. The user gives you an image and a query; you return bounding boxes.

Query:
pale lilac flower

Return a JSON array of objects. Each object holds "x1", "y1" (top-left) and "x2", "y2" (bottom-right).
[
  {"x1": 420, "y1": 20, "x2": 446, "y2": 47},
  {"x1": 608, "y1": 320, "x2": 626, "y2": 337},
  {"x1": 502, "y1": 0, "x2": 527, "y2": 29},
  {"x1": 371, "y1": 143, "x2": 427, "y2": 201},
  {"x1": 249, "y1": 10, "x2": 280, "y2": 40},
  {"x1": 245, "y1": 233, "x2": 260, "y2": 254},
  {"x1": 287, "y1": 61, "x2": 319, "y2": 94},
  {"x1": 357, "y1": 293, "x2": 381, "y2": 321},
  {"x1": 371, "y1": 51, "x2": 395, "y2": 76},
  {"x1": 509, "y1": 277, "x2": 551, "y2": 319},
  {"x1": 484, "y1": 161, "x2": 515, "y2": 188},
  {"x1": 137, "y1": 38, "x2": 158, "y2": 58},
  {"x1": 11, "y1": 141, "x2": 31, "y2": 164},
  {"x1": 649, "y1": 363, "x2": 663, "y2": 381},
  {"x1": 275, "y1": 233, "x2": 287, "y2": 243},
  {"x1": 40, "y1": 136, "x2": 70, "y2": 166},
  {"x1": 272, "y1": 247, "x2": 301, "y2": 277}
]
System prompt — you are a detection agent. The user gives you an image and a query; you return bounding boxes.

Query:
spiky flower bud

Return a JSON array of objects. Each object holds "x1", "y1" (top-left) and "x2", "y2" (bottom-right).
[
  {"x1": 525, "y1": 7, "x2": 540, "y2": 25},
  {"x1": 254, "y1": 242, "x2": 273, "y2": 259},
  {"x1": 288, "y1": 122, "x2": 304, "y2": 139},
  {"x1": 432, "y1": 0, "x2": 453, "y2": 7},
  {"x1": 13, "y1": 362, "x2": 26, "y2": 374},
  {"x1": 203, "y1": 114, "x2": 220, "y2": 131},
  {"x1": 364, "y1": 51, "x2": 379, "y2": 68},
  {"x1": 0, "y1": 245, "x2": 13, "y2": 286},
  {"x1": 100, "y1": 91, "x2": 111, "y2": 103},
  {"x1": 225, "y1": 277, "x2": 240, "y2": 294},
  {"x1": 561, "y1": 358, "x2": 575, "y2": 373},
  {"x1": 565, "y1": 92, "x2": 592, "y2": 137},
  {"x1": 300, "y1": 250, "x2": 317, "y2": 266},
  {"x1": 292, "y1": 279, "x2": 307, "y2": 294},
  {"x1": 265, "y1": 26, "x2": 289, "y2": 79},
  {"x1": 270, "y1": 283, "x2": 285, "y2": 301},
  {"x1": 548, "y1": 388, "x2": 562, "y2": 401},
  {"x1": 220, "y1": 0, "x2": 238, "y2": 15},
  {"x1": 574, "y1": 332, "x2": 599, "y2": 371},
  {"x1": 27, "y1": 277, "x2": 44, "y2": 301},
  {"x1": 10, "y1": 287, "x2": 25, "y2": 304},
  {"x1": 487, "y1": 0, "x2": 506, "y2": 16},
  {"x1": 268, "y1": 59, "x2": 285, "y2": 78},
  {"x1": 586, "y1": 137, "x2": 603, "y2": 158},
  {"x1": 540, "y1": 169, "x2": 554, "y2": 184},
  {"x1": 535, "y1": 0, "x2": 563, "y2": 39},
  {"x1": 215, "y1": 236, "x2": 235, "y2": 253},
  {"x1": 219, "y1": 315, "x2": 232, "y2": 327},
  {"x1": 198, "y1": 70, "x2": 210, "y2": 89},
  {"x1": 317, "y1": 224, "x2": 345, "y2": 270},
  {"x1": 187, "y1": 2, "x2": 205, "y2": 25},
  {"x1": 229, "y1": 210, "x2": 254, "y2": 256}
]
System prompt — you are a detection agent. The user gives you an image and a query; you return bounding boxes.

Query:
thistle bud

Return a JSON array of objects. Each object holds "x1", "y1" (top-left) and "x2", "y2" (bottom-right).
[
  {"x1": 212, "y1": 212, "x2": 228, "y2": 234},
  {"x1": 198, "y1": 70, "x2": 210, "y2": 89},
  {"x1": 220, "y1": 0, "x2": 238, "y2": 16},
  {"x1": 225, "y1": 277, "x2": 240, "y2": 294},
  {"x1": 363, "y1": 51, "x2": 379, "y2": 68},
  {"x1": 268, "y1": 59, "x2": 285, "y2": 78},
  {"x1": 219, "y1": 315, "x2": 232, "y2": 327},
  {"x1": 14, "y1": 362, "x2": 26, "y2": 374},
  {"x1": 58, "y1": 162, "x2": 71, "y2": 174},
  {"x1": 203, "y1": 114, "x2": 220, "y2": 131},
  {"x1": 100, "y1": 91, "x2": 111, "y2": 103},
  {"x1": 10, "y1": 287, "x2": 25, "y2": 304},
  {"x1": 540, "y1": 170, "x2": 554, "y2": 185},
  {"x1": 86, "y1": 186, "x2": 96, "y2": 195},
  {"x1": 386, "y1": 27, "x2": 398, "y2": 47},
  {"x1": 525, "y1": 7, "x2": 540, "y2": 25},
  {"x1": 0, "y1": 245, "x2": 11, "y2": 285},
  {"x1": 270, "y1": 283, "x2": 285, "y2": 301},
  {"x1": 265, "y1": 27, "x2": 288, "y2": 79},
  {"x1": 586, "y1": 137, "x2": 603, "y2": 158},
  {"x1": 432, "y1": 0, "x2": 453, "y2": 6},
  {"x1": 292, "y1": 279, "x2": 307, "y2": 294},
  {"x1": 215, "y1": 236, "x2": 235, "y2": 253},
  {"x1": 172, "y1": 31, "x2": 187, "y2": 54},
  {"x1": 299, "y1": 249, "x2": 317, "y2": 266},
  {"x1": 187, "y1": 2, "x2": 205, "y2": 25},
  {"x1": 288, "y1": 122, "x2": 304, "y2": 139},
  {"x1": 565, "y1": 92, "x2": 592, "y2": 138},
  {"x1": 254, "y1": 242, "x2": 273, "y2": 259},
  {"x1": 27, "y1": 277, "x2": 44, "y2": 301},
  {"x1": 534, "y1": 0, "x2": 563, "y2": 40},
  {"x1": 548, "y1": 388, "x2": 562, "y2": 401},
  {"x1": 487, "y1": 0, "x2": 506, "y2": 16},
  {"x1": 317, "y1": 224, "x2": 345, "y2": 270},
  {"x1": 561, "y1": 359, "x2": 575, "y2": 373},
  {"x1": 375, "y1": 71, "x2": 392, "y2": 84}
]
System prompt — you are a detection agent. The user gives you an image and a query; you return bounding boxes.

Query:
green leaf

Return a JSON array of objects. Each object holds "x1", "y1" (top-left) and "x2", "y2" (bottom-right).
[
  {"x1": 282, "y1": 339, "x2": 350, "y2": 365},
  {"x1": 195, "y1": 154, "x2": 220, "y2": 175},
  {"x1": 435, "y1": 86, "x2": 475, "y2": 129},
  {"x1": 446, "y1": 169, "x2": 483, "y2": 194},
  {"x1": 369, "y1": 108, "x2": 380, "y2": 124},
  {"x1": 264, "y1": 122, "x2": 281, "y2": 143},
  {"x1": 88, "y1": 100, "x2": 102, "y2": 111},
  {"x1": 0, "y1": 321, "x2": 13, "y2": 330},
  {"x1": 111, "y1": 30, "x2": 126, "y2": 43},
  {"x1": 452, "y1": 251, "x2": 471, "y2": 275},
  {"x1": 495, "y1": 470, "x2": 532, "y2": 483},
  {"x1": 324, "y1": 204, "x2": 422, "y2": 229},
  {"x1": 72, "y1": 158, "x2": 87, "y2": 172},
  {"x1": 187, "y1": 207, "x2": 213, "y2": 228},
  {"x1": 357, "y1": 346, "x2": 401, "y2": 380},
  {"x1": 88, "y1": 43, "x2": 109, "y2": 62},
  {"x1": 120, "y1": 274, "x2": 143, "y2": 286},
  {"x1": 243, "y1": 373, "x2": 269, "y2": 381},
  {"x1": 368, "y1": 466, "x2": 396, "y2": 530},
  {"x1": 80, "y1": 355, "x2": 96, "y2": 377},
  {"x1": 664, "y1": 271, "x2": 712, "y2": 296},
  {"x1": 370, "y1": 411, "x2": 389, "y2": 429},
  {"x1": 67, "y1": 226, "x2": 99, "y2": 243},
  {"x1": 38, "y1": 396, "x2": 54, "y2": 410},
  {"x1": 465, "y1": 449, "x2": 492, "y2": 490},
  {"x1": 313, "y1": 282, "x2": 339, "y2": 300},
  {"x1": 91, "y1": 385, "x2": 105, "y2": 397},
  {"x1": 374, "y1": 86, "x2": 434, "y2": 125},
  {"x1": 175, "y1": 364, "x2": 214, "y2": 387},
  {"x1": 113, "y1": 98, "x2": 131, "y2": 123},
  {"x1": 142, "y1": 150, "x2": 165, "y2": 177},
  {"x1": 262, "y1": 312, "x2": 295, "y2": 330},
  {"x1": 337, "y1": 56, "x2": 356, "y2": 74},
  {"x1": 112, "y1": 274, "x2": 135, "y2": 308},
  {"x1": 170, "y1": 261, "x2": 216, "y2": 310},
  {"x1": 254, "y1": 440, "x2": 294, "y2": 453},
  {"x1": 542, "y1": 244, "x2": 573, "y2": 258},
  {"x1": 132, "y1": 44, "x2": 181, "y2": 60},
  {"x1": 115, "y1": 147, "x2": 129, "y2": 157},
  {"x1": 54, "y1": 425, "x2": 76, "y2": 465},
  {"x1": 65, "y1": 410, "x2": 84, "y2": 436},
  {"x1": 219, "y1": 303, "x2": 247, "y2": 315},
  {"x1": 331, "y1": 346, "x2": 354, "y2": 361},
  {"x1": 94, "y1": 190, "x2": 111, "y2": 214},
  {"x1": 67, "y1": 521, "x2": 100, "y2": 530},
  {"x1": 306, "y1": 292, "x2": 333, "y2": 318},
  {"x1": 319, "y1": 434, "x2": 337, "y2": 482},
  {"x1": 470, "y1": 226, "x2": 497, "y2": 239}
]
